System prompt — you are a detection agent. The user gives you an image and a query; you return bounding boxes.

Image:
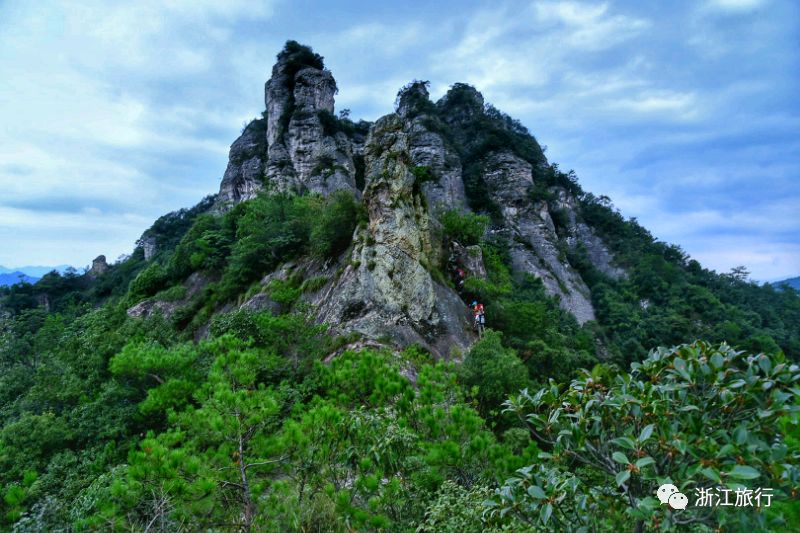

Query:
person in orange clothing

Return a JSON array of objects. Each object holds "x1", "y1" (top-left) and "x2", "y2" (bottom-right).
[{"x1": 471, "y1": 301, "x2": 485, "y2": 337}]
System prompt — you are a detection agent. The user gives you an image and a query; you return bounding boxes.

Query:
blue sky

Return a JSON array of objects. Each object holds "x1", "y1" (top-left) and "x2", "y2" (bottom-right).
[{"x1": 0, "y1": 0, "x2": 797, "y2": 281}]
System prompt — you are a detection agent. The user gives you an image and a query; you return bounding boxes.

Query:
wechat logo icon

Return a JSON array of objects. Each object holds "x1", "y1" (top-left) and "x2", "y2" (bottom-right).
[{"x1": 657, "y1": 483, "x2": 688, "y2": 510}]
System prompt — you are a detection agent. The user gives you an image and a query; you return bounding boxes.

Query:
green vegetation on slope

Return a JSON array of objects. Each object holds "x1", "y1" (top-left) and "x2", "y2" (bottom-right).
[
  {"x1": 1, "y1": 301, "x2": 796, "y2": 530},
  {"x1": 0, "y1": 79, "x2": 799, "y2": 531},
  {"x1": 575, "y1": 193, "x2": 800, "y2": 365}
]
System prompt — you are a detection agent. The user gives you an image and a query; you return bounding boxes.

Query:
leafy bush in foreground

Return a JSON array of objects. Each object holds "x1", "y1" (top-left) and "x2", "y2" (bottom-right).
[{"x1": 489, "y1": 341, "x2": 800, "y2": 531}]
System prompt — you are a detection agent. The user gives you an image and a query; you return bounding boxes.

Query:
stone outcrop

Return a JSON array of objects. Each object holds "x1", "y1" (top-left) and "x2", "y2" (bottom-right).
[
  {"x1": 482, "y1": 151, "x2": 596, "y2": 323},
  {"x1": 126, "y1": 272, "x2": 211, "y2": 320},
  {"x1": 450, "y1": 243, "x2": 487, "y2": 280},
  {"x1": 194, "y1": 42, "x2": 629, "y2": 353},
  {"x1": 316, "y1": 114, "x2": 473, "y2": 358},
  {"x1": 217, "y1": 122, "x2": 268, "y2": 205},
  {"x1": 397, "y1": 83, "x2": 467, "y2": 212},
  {"x1": 551, "y1": 188, "x2": 625, "y2": 280},
  {"x1": 88, "y1": 255, "x2": 108, "y2": 278},
  {"x1": 217, "y1": 44, "x2": 360, "y2": 208},
  {"x1": 142, "y1": 236, "x2": 157, "y2": 261}
]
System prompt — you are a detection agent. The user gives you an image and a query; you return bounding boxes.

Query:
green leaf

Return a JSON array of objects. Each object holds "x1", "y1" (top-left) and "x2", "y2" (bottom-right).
[
  {"x1": 611, "y1": 437, "x2": 636, "y2": 450},
  {"x1": 616, "y1": 469, "x2": 631, "y2": 486},
  {"x1": 638, "y1": 424, "x2": 655, "y2": 443},
  {"x1": 612, "y1": 451, "x2": 630, "y2": 464},
  {"x1": 701, "y1": 467, "x2": 722, "y2": 484},
  {"x1": 673, "y1": 357, "x2": 692, "y2": 381},
  {"x1": 635, "y1": 457, "x2": 655, "y2": 469},
  {"x1": 540, "y1": 503, "x2": 553, "y2": 525},
  {"x1": 728, "y1": 465, "x2": 760, "y2": 480},
  {"x1": 758, "y1": 355, "x2": 772, "y2": 375},
  {"x1": 733, "y1": 426, "x2": 748, "y2": 445},
  {"x1": 527, "y1": 485, "x2": 547, "y2": 499}
]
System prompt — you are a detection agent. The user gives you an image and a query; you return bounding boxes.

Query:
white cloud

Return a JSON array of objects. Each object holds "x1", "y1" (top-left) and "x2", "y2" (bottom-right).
[
  {"x1": 0, "y1": 0, "x2": 796, "y2": 282},
  {"x1": 707, "y1": 0, "x2": 768, "y2": 12},
  {"x1": 688, "y1": 239, "x2": 799, "y2": 282},
  {"x1": 0, "y1": 0, "x2": 275, "y2": 266},
  {"x1": 611, "y1": 90, "x2": 699, "y2": 120},
  {"x1": 534, "y1": 1, "x2": 650, "y2": 50}
]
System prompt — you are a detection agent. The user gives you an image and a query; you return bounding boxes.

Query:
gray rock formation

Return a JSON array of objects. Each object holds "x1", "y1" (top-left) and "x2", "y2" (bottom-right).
[
  {"x1": 201, "y1": 43, "x2": 629, "y2": 353},
  {"x1": 551, "y1": 188, "x2": 625, "y2": 280},
  {"x1": 316, "y1": 114, "x2": 473, "y2": 358},
  {"x1": 482, "y1": 151, "x2": 596, "y2": 323},
  {"x1": 218, "y1": 43, "x2": 359, "y2": 207},
  {"x1": 450, "y1": 243, "x2": 487, "y2": 280},
  {"x1": 217, "y1": 122, "x2": 268, "y2": 205},
  {"x1": 142, "y1": 236, "x2": 157, "y2": 261},
  {"x1": 408, "y1": 119, "x2": 467, "y2": 212},
  {"x1": 88, "y1": 255, "x2": 108, "y2": 277},
  {"x1": 127, "y1": 272, "x2": 211, "y2": 320},
  {"x1": 397, "y1": 82, "x2": 467, "y2": 212}
]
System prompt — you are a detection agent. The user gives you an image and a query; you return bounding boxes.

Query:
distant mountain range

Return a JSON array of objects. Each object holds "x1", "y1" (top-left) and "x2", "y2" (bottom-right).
[
  {"x1": 0, "y1": 272, "x2": 39, "y2": 287},
  {"x1": 773, "y1": 276, "x2": 800, "y2": 291},
  {"x1": 0, "y1": 265, "x2": 73, "y2": 287}
]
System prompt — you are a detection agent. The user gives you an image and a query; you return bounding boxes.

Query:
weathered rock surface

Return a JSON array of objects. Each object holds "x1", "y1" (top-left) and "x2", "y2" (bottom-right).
[
  {"x1": 238, "y1": 263, "x2": 297, "y2": 315},
  {"x1": 316, "y1": 114, "x2": 473, "y2": 358},
  {"x1": 126, "y1": 272, "x2": 211, "y2": 320},
  {"x1": 201, "y1": 43, "x2": 628, "y2": 353},
  {"x1": 483, "y1": 151, "x2": 596, "y2": 323},
  {"x1": 88, "y1": 255, "x2": 108, "y2": 278},
  {"x1": 142, "y1": 236, "x2": 157, "y2": 261},
  {"x1": 126, "y1": 299, "x2": 180, "y2": 320},
  {"x1": 408, "y1": 119, "x2": 466, "y2": 212},
  {"x1": 551, "y1": 188, "x2": 625, "y2": 280},
  {"x1": 450, "y1": 242, "x2": 487, "y2": 280},
  {"x1": 397, "y1": 83, "x2": 467, "y2": 212},
  {"x1": 219, "y1": 44, "x2": 359, "y2": 207},
  {"x1": 217, "y1": 123, "x2": 268, "y2": 205}
]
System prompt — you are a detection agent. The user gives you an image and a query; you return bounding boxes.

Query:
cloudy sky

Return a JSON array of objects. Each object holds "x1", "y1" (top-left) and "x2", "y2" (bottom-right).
[{"x1": 0, "y1": 0, "x2": 797, "y2": 281}]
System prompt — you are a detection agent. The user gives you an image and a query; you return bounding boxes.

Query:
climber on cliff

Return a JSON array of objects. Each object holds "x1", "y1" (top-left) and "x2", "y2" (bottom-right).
[
  {"x1": 471, "y1": 301, "x2": 486, "y2": 338},
  {"x1": 455, "y1": 267, "x2": 466, "y2": 291}
]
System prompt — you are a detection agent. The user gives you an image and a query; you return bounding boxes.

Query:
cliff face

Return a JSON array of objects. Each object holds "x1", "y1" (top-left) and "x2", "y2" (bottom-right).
[
  {"x1": 315, "y1": 114, "x2": 473, "y2": 358},
  {"x1": 481, "y1": 150, "x2": 596, "y2": 324},
  {"x1": 212, "y1": 42, "x2": 624, "y2": 356},
  {"x1": 218, "y1": 44, "x2": 360, "y2": 207}
]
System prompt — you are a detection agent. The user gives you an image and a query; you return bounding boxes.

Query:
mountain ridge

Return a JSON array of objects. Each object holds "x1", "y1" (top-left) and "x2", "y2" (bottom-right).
[
  {"x1": 3, "y1": 41, "x2": 798, "y2": 364},
  {"x1": 74, "y1": 41, "x2": 797, "y2": 363},
  {"x1": 773, "y1": 276, "x2": 800, "y2": 291},
  {"x1": 1, "y1": 40, "x2": 798, "y2": 532},
  {"x1": 0, "y1": 264, "x2": 72, "y2": 278},
  {"x1": 159, "y1": 44, "x2": 621, "y2": 356},
  {"x1": 0, "y1": 271, "x2": 39, "y2": 287}
]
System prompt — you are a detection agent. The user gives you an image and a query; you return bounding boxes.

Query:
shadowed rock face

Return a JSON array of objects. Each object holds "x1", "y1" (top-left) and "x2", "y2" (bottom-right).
[
  {"x1": 218, "y1": 123, "x2": 268, "y2": 205},
  {"x1": 205, "y1": 43, "x2": 627, "y2": 353},
  {"x1": 550, "y1": 188, "x2": 626, "y2": 281},
  {"x1": 88, "y1": 255, "x2": 108, "y2": 278},
  {"x1": 315, "y1": 114, "x2": 473, "y2": 358},
  {"x1": 218, "y1": 45, "x2": 358, "y2": 207},
  {"x1": 407, "y1": 119, "x2": 467, "y2": 212},
  {"x1": 482, "y1": 151, "x2": 595, "y2": 324},
  {"x1": 142, "y1": 236, "x2": 157, "y2": 261}
]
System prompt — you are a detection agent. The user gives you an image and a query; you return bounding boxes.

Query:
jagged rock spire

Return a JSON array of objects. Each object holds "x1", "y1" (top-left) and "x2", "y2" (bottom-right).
[
  {"x1": 218, "y1": 41, "x2": 359, "y2": 207},
  {"x1": 215, "y1": 42, "x2": 627, "y2": 350}
]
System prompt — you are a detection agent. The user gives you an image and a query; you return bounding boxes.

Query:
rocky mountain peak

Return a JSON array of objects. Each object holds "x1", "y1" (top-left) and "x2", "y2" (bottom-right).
[
  {"x1": 437, "y1": 83, "x2": 485, "y2": 126},
  {"x1": 210, "y1": 41, "x2": 628, "y2": 353},
  {"x1": 395, "y1": 80, "x2": 431, "y2": 118},
  {"x1": 88, "y1": 255, "x2": 108, "y2": 278},
  {"x1": 218, "y1": 41, "x2": 358, "y2": 208}
]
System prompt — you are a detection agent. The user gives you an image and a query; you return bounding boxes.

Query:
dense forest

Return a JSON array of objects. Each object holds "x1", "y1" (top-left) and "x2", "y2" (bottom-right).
[{"x1": 1, "y1": 45, "x2": 799, "y2": 532}]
